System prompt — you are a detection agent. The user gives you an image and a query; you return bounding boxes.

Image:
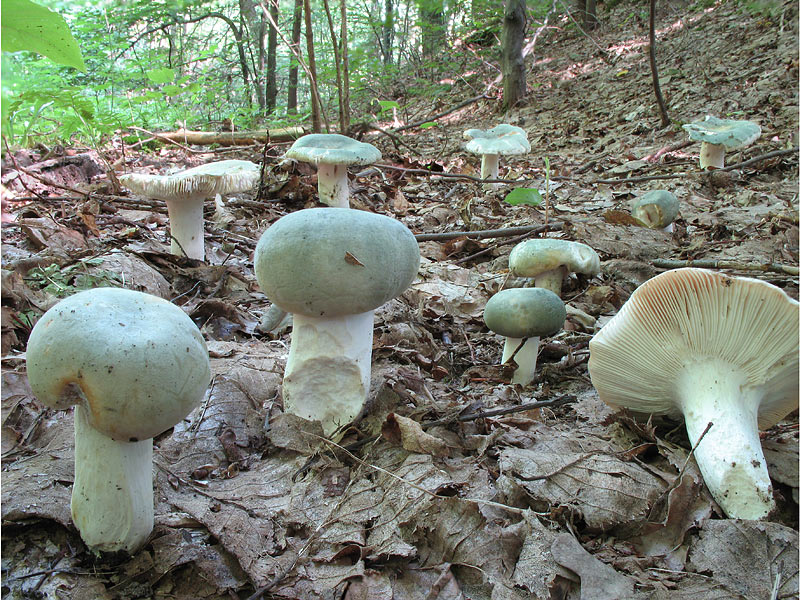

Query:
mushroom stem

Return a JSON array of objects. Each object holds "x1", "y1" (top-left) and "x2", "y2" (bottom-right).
[
  {"x1": 316, "y1": 163, "x2": 350, "y2": 208},
  {"x1": 699, "y1": 142, "x2": 725, "y2": 170},
  {"x1": 165, "y1": 198, "x2": 205, "y2": 259},
  {"x1": 677, "y1": 359, "x2": 774, "y2": 519},
  {"x1": 533, "y1": 267, "x2": 566, "y2": 296},
  {"x1": 480, "y1": 153, "x2": 500, "y2": 182},
  {"x1": 283, "y1": 311, "x2": 374, "y2": 436},
  {"x1": 501, "y1": 336, "x2": 541, "y2": 386},
  {"x1": 71, "y1": 405, "x2": 154, "y2": 553}
]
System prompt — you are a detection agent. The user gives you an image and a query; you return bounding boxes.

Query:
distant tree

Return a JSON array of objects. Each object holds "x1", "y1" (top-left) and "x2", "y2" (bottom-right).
[
  {"x1": 576, "y1": 0, "x2": 599, "y2": 30},
  {"x1": 501, "y1": 0, "x2": 526, "y2": 112},
  {"x1": 287, "y1": 0, "x2": 302, "y2": 114},
  {"x1": 302, "y1": 0, "x2": 322, "y2": 131},
  {"x1": 418, "y1": 0, "x2": 445, "y2": 60},
  {"x1": 381, "y1": 0, "x2": 394, "y2": 65},
  {"x1": 264, "y1": 0, "x2": 279, "y2": 113}
]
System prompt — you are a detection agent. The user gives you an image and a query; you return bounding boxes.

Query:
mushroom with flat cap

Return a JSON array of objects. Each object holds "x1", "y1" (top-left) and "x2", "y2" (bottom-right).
[
  {"x1": 25, "y1": 287, "x2": 211, "y2": 552},
  {"x1": 509, "y1": 238, "x2": 600, "y2": 297},
  {"x1": 631, "y1": 190, "x2": 679, "y2": 232},
  {"x1": 484, "y1": 287, "x2": 566, "y2": 386},
  {"x1": 588, "y1": 268, "x2": 799, "y2": 520},
  {"x1": 119, "y1": 159, "x2": 260, "y2": 260},
  {"x1": 254, "y1": 207, "x2": 420, "y2": 436},
  {"x1": 285, "y1": 134, "x2": 381, "y2": 208},
  {"x1": 683, "y1": 116, "x2": 761, "y2": 170},
  {"x1": 464, "y1": 124, "x2": 530, "y2": 185}
]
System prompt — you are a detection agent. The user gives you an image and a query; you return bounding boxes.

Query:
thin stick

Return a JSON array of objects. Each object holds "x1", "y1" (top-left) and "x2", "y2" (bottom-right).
[
  {"x1": 652, "y1": 258, "x2": 798, "y2": 276},
  {"x1": 416, "y1": 223, "x2": 563, "y2": 242},
  {"x1": 649, "y1": 0, "x2": 670, "y2": 127}
]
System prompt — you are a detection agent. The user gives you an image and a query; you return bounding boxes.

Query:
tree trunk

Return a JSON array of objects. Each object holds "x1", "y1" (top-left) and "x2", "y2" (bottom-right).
[
  {"x1": 576, "y1": 0, "x2": 598, "y2": 30},
  {"x1": 265, "y1": 0, "x2": 279, "y2": 113},
  {"x1": 340, "y1": 0, "x2": 351, "y2": 131},
  {"x1": 303, "y1": 0, "x2": 322, "y2": 131},
  {"x1": 322, "y1": 0, "x2": 345, "y2": 131},
  {"x1": 419, "y1": 0, "x2": 445, "y2": 60},
  {"x1": 287, "y1": 0, "x2": 303, "y2": 114},
  {"x1": 239, "y1": 0, "x2": 265, "y2": 111},
  {"x1": 382, "y1": 0, "x2": 394, "y2": 65},
  {"x1": 501, "y1": 0, "x2": 527, "y2": 112}
]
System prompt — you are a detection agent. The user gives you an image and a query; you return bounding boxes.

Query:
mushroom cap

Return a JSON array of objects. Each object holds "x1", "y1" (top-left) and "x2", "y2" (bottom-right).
[
  {"x1": 509, "y1": 239, "x2": 601, "y2": 278},
  {"x1": 631, "y1": 190, "x2": 679, "y2": 229},
  {"x1": 682, "y1": 116, "x2": 761, "y2": 150},
  {"x1": 119, "y1": 159, "x2": 260, "y2": 202},
  {"x1": 254, "y1": 208, "x2": 420, "y2": 317},
  {"x1": 26, "y1": 287, "x2": 211, "y2": 442},
  {"x1": 588, "y1": 268, "x2": 799, "y2": 429},
  {"x1": 285, "y1": 134, "x2": 381, "y2": 166},
  {"x1": 464, "y1": 124, "x2": 531, "y2": 156},
  {"x1": 484, "y1": 287, "x2": 566, "y2": 338}
]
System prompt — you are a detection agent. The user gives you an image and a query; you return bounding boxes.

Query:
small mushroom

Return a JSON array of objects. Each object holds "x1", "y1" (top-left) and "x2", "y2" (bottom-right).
[
  {"x1": 463, "y1": 124, "x2": 530, "y2": 186},
  {"x1": 119, "y1": 160, "x2": 260, "y2": 260},
  {"x1": 254, "y1": 208, "x2": 420, "y2": 435},
  {"x1": 631, "y1": 190, "x2": 679, "y2": 232},
  {"x1": 588, "y1": 268, "x2": 799, "y2": 520},
  {"x1": 483, "y1": 287, "x2": 566, "y2": 386},
  {"x1": 683, "y1": 116, "x2": 761, "y2": 170},
  {"x1": 285, "y1": 134, "x2": 381, "y2": 208},
  {"x1": 509, "y1": 239, "x2": 600, "y2": 297},
  {"x1": 25, "y1": 287, "x2": 211, "y2": 552}
]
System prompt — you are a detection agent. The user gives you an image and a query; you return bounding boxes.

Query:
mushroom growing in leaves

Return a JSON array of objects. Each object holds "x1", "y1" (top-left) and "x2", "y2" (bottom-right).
[
  {"x1": 285, "y1": 134, "x2": 381, "y2": 208},
  {"x1": 26, "y1": 287, "x2": 211, "y2": 552},
  {"x1": 631, "y1": 190, "x2": 679, "y2": 232},
  {"x1": 509, "y1": 238, "x2": 600, "y2": 297},
  {"x1": 119, "y1": 159, "x2": 260, "y2": 260},
  {"x1": 588, "y1": 268, "x2": 799, "y2": 520},
  {"x1": 683, "y1": 116, "x2": 761, "y2": 170},
  {"x1": 484, "y1": 287, "x2": 566, "y2": 386},
  {"x1": 463, "y1": 124, "x2": 530, "y2": 185},
  {"x1": 254, "y1": 208, "x2": 419, "y2": 436}
]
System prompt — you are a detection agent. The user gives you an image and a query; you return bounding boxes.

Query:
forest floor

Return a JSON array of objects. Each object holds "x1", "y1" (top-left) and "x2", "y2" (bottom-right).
[{"x1": 1, "y1": 1, "x2": 798, "y2": 598}]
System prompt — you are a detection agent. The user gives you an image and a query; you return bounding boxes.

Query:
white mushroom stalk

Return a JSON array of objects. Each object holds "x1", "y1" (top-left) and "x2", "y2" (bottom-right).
[
  {"x1": 480, "y1": 153, "x2": 500, "y2": 180},
  {"x1": 25, "y1": 287, "x2": 211, "y2": 553},
  {"x1": 317, "y1": 162, "x2": 350, "y2": 208},
  {"x1": 589, "y1": 268, "x2": 799, "y2": 520},
  {"x1": 283, "y1": 312, "x2": 374, "y2": 431},
  {"x1": 255, "y1": 208, "x2": 420, "y2": 436},
  {"x1": 501, "y1": 336, "x2": 541, "y2": 386},
  {"x1": 699, "y1": 142, "x2": 725, "y2": 170},
  {"x1": 72, "y1": 404, "x2": 154, "y2": 552}
]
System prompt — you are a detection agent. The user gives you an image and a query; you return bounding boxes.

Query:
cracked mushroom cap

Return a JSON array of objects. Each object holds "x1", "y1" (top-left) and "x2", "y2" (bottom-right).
[
  {"x1": 682, "y1": 116, "x2": 761, "y2": 150},
  {"x1": 484, "y1": 288, "x2": 566, "y2": 338},
  {"x1": 285, "y1": 134, "x2": 381, "y2": 166},
  {"x1": 631, "y1": 190, "x2": 679, "y2": 229},
  {"x1": 254, "y1": 208, "x2": 420, "y2": 317},
  {"x1": 588, "y1": 268, "x2": 799, "y2": 428},
  {"x1": 463, "y1": 124, "x2": 531, "y2": 156},
  {"x1": 509, "y1": 239, "x2": 601, "y2": 279},
  {"x1": 119, "y1": 159, "x2": 260, "y2": 202},
  {"x1": 26, "y1": 287, "x2": 211, "y2": 442}
]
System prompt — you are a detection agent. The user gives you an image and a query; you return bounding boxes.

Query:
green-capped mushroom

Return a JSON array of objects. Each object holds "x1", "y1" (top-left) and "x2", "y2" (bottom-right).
[
  {"x1": 464, "y1": 124, "x2": 530, "y2": 185},
  {"x1": 509, "y1": 238, "x2": 600, "y2": 297},
  {"x1": 484, "y1": 287, "x2": 566, "y2": 386},
  {"x1": 632, "y1": 190, "x2": 679, "y2": 232},
  {"x1": 683, "y1": 116, "x2": 761, "y2": 170}
]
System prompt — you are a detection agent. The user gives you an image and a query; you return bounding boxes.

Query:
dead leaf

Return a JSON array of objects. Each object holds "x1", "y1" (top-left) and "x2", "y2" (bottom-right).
[
  {"x1": 345, "y1": 251, "x2": 365, "y2": 266},
  {"x1": 381, "y1": 413, "x2": 449, "y2": 457},
  {"x1": 550, "y1": 533, "x2": 635, "y2": 600}
]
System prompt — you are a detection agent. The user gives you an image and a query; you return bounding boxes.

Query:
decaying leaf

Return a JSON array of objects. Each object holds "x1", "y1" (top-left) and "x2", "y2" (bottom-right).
[
  {"x1": 550, "y1": 533, "x2": 636, "y2": 600},
  {"x1": 381, "y1": 412, "x2": 450, "y2": 457}
]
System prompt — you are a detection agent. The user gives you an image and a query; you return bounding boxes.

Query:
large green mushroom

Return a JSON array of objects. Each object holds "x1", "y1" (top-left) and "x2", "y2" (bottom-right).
[
  {"x1": 254, "y1": 208, "x2": 419, "y2": 435},
  {"x1": 26, "y1": 287, "x2": 211, "y2": 552},
  {"x1": 683, "y1": 116, "x2": 761, "y2": 170},
  {"x1": 509, "y1": 239, "x2": 600, "y2": 297},
  {"x1": 464, "y1": 124, "x2": 530, "y2": 185}
]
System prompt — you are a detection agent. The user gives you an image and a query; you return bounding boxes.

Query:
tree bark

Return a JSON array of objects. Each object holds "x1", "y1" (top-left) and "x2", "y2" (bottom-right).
[
  {"x1": 265, "y1": 0, "x2": 279, "y2": 113},
  {"x1": 340, "y1": 0, "x2": 351, "y2": 131},
  {"x1": 419, "y1": 0, "x2": 446, "y2": 60},
  {"x1": 649, "y1": 0, "x2": 670, "y2": 126},
  {"x1": 303, "y1": 0, "x2": 323, "y2": 131},
  {"x1": 322, "y1": 0, "x2": 345, "y2": 131},
  {"x1": 287, "y1": 0, "x2": 303, "y2": 114},
  {"x1": 144, "y1": 127, "x2": 304, "y2": 146},
  {"x1": 501, "y1": 0, "x2": 527, "y2": 112},
  {"x1": 382, "y1": 0, "x2": 394, "y2": 65}
]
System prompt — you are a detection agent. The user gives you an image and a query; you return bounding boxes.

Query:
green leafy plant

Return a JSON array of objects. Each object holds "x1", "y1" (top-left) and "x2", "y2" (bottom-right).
[
  {"x1": 25, "y1": 259, "x2": 122, "y2": 298},
  {"x1": 504, "y1": 188, "x2": 543, "y2": 206}
]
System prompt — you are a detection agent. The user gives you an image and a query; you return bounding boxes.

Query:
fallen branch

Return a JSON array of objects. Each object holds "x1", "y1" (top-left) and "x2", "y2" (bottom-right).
[
  {"x1": 129, "y1": 126, "x2": 305, "y2": 147},
  {"x1": 453, "y1": 223, "x2": 565, "y2": 265},
  {"x1": 717, "y1": 146, "x2": 797, "y2": 171},
  {"x1": 415, "y1": 223, "x2": 563, "y2": 242},
  {"x1": 393, "y1": 94, "x2": 489, "y2": 132},
  {"x1": 653, "y1": 258, "x2": 798, "y2": 276}
]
